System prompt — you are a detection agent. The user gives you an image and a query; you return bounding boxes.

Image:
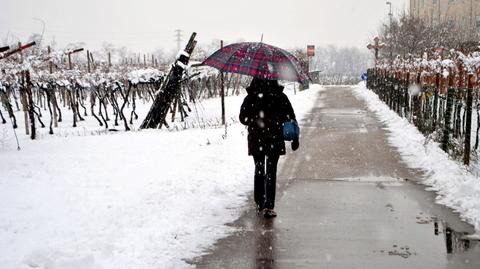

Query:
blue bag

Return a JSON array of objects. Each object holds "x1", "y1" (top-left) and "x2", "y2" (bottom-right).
[{"x1": 283, "y1": 120, "x2": 300, "y2": 141}]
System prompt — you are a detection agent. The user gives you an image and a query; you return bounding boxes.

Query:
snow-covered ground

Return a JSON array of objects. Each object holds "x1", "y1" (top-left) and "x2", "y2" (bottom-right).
[
  {"x1": 0, "y1": 84, "x2": 321, "y2": 269},
  {"x1": 353, "y1": 82, "x2": 480, "y2": 232}
]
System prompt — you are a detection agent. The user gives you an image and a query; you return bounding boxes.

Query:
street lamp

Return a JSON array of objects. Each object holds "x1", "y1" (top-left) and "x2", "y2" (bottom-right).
[
  {"x1": 386, "y1": 1, "x2": 393, "y2": 63},
  {"x1": 386, "y1": 1, "x2": 392, "y2": 16}
]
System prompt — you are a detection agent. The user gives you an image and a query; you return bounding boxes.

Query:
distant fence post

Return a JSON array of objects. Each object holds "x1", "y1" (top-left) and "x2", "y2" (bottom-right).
[
  {"x1": 464, "y1": 74, "x2": 475, "y2": 166},
  {"x1": 442, "y1": 71, "x2": 455, "y2": 153},
  {"x1": 433, "y1": 73, "x2": 440, "y2": 128},
  {"x1": 412, "y1": 72, "x2": 422, "y2": 129},
  {"x1": 405, "y1": 72, "x2": 410, "y2": 117},
  {"x1": 25, "y1": 70, "x2": 36, "y2": 140}
]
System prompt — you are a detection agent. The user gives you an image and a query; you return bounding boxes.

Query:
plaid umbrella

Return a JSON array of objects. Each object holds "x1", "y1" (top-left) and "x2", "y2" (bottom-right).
[{"x1": 202, "y1": 42, "x2": 310, "y2": 83}]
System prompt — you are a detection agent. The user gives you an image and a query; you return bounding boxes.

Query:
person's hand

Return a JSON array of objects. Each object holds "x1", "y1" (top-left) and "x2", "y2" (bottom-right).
[{"x1": 291, "y1": 139, "x2": 299, "y2": 151}]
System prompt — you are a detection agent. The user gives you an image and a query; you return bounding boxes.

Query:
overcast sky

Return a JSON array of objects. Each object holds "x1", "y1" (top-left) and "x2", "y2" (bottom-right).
[{"x1": 1, "y1": 0, "x2": 406, "y2": 52}]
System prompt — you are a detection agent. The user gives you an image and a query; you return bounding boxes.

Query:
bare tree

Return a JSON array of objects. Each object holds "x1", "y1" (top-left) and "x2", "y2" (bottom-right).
[{"x1": 379, "y1": 12, "x2": 479, "y2": 58}]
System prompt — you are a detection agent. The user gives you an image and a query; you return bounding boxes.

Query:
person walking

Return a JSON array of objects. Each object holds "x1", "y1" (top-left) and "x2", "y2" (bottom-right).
[{"x1": 240, "y1": 78, "x2": 299, "y2": 218}]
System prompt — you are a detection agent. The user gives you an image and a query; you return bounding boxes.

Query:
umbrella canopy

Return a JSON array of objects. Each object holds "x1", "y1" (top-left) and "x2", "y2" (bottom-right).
[{"x1": 202, "y1": 42, "x2": 310, "y2": 83}]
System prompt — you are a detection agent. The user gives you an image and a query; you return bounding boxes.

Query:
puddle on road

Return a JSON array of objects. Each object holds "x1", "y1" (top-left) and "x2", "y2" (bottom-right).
[
  {"x1": 377, "y1": 213, "x2": 480, "y2": 260},
  {"x1": 320, "y1": 108, "x2": 366, "y2": 115},
  {"x1": 325, "y1": 177, "x2": 480, "y2": 260},
  {"x1": 327, "y1": 176, "x2": 406, "y2": 187},
  {"x1": 432, "y1": 219, "x2": 479, "y2": 254}
]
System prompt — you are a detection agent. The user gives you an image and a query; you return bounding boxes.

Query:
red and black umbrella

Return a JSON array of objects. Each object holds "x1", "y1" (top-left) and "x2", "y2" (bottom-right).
[{"x1": 202, "y1": 42, "x2": 310, "y2": 83}]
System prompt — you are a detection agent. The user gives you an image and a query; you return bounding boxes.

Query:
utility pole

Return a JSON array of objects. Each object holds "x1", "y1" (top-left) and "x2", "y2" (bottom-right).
[{"x1": 175, "y1": 29, "x2": 183, "y2": 52}]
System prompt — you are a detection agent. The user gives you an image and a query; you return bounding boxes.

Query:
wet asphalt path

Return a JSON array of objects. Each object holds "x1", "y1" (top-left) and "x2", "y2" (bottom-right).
[{"x1": 192, "y1": 86, "x2": 480, "y2": 269}]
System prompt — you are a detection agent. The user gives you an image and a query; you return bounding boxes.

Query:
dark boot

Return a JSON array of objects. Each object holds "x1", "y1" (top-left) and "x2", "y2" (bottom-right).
[{"x1": 263, "y1": 208, "x2": 277, "y2": 218}]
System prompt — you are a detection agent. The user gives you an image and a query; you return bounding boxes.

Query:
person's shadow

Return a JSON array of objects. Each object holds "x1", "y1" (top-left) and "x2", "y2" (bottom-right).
[{"x1": 255, "y1": 218, "x2": 276, "y2": 269}]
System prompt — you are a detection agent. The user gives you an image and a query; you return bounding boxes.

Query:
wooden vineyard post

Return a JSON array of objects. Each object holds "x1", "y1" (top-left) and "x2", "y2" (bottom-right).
[
  {"x1": 25, "y1": 70, "x2": 36, "y2": 139},
  {"x1": 71, "y1": 86, "x2": 78, "y2": 127},
  {"x1": 51, "y1": 90, "x2": 59, "y2": 129},
  {"x1": 68, "y1": 53, "x2": 72, "y2": 70},
  {"x1": 48, "y1": 46, "x2": 53, "y2": 74},
  {"x1": 87, "y1": 50, "x2": 91, "y2": 73},
  {"x1": 48, "y1": 46, "x2": 58, "y2": 128},
  {"x1": 220, "y1": 40, "x2": 226, "y2": 126},
  {"x1": 18, "y1": 42, "x2": 23, "y2": 63},
  {"x1": 18, "y1": 46, "x2": 30, "y2": 136},
  {"x1": 66, "y1": 48, "x2": 84, "y2": 70},
  {"x1": 62, "y1": 88, "x2": 67, "y2": 108},
  {"x1": 21, "y1": 72, "x2": 30, "y2": 136},
  {"x1": 140, "y1": 32, "x2": 198, "y2": 129},
  {"x1": 90, "y1": 52, "x2": 96, "y2": 71},
  {"x1": 464, "y1": 74, "x2": 475, "y2": 166}
]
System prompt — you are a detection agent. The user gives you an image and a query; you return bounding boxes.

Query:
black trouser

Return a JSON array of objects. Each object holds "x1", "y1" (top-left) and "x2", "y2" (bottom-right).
[{"x1": 253, "y1": 154, "x2": 280, "y2": 209}]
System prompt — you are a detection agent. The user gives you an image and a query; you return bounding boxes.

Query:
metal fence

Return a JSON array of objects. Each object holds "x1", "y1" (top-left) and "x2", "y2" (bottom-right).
[{"x1": 366, "y1": 67, "x2": 477, "y2": 165}]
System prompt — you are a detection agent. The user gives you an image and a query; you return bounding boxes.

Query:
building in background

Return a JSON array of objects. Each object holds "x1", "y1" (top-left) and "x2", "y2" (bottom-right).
[{"x1": 410, "y1": 0, "x2": 480, "y2": 31}]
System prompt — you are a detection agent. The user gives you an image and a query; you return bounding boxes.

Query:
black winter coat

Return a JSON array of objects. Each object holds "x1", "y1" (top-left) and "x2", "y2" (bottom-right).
[{"x1": 239, "y1": 80, "x2": 296, "y2": 156}]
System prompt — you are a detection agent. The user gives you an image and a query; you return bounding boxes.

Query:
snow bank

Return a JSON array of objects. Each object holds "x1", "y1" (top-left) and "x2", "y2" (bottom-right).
[
  {"x1": 0, "y1": 126, "x2": 253, "y2": 269},
  {"x1": 353, "y1": 83, "x2": 480, "y2": 231},
  {"x1": 127, "y1": 68, "x2": 164, "y2": 85},
  {"x1": 0, "y1": 83, "x2": 321, "y2": 268}
]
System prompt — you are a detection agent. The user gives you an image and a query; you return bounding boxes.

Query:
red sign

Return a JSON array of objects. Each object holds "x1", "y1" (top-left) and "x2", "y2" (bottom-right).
[
  {"x1": 434, "y1": 47, "x2": 444, "y2": 55},
  {"x1": 307, "y1": 45, "x2": 315, "y2": 57}
]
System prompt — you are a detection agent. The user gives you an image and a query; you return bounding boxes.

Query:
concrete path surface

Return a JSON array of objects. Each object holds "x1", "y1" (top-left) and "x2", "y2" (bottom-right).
[{"x1": 192, "y1": 86, "x2": 480, "y2": 269}]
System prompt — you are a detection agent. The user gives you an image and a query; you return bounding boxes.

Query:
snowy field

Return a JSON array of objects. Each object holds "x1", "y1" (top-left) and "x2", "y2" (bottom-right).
[
  {"x1": 0, "y1": 84, "x2": 321, "y2": 269},
  {"x1": 354, "y1": 83, "x2": 480, "y2": 232}
]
